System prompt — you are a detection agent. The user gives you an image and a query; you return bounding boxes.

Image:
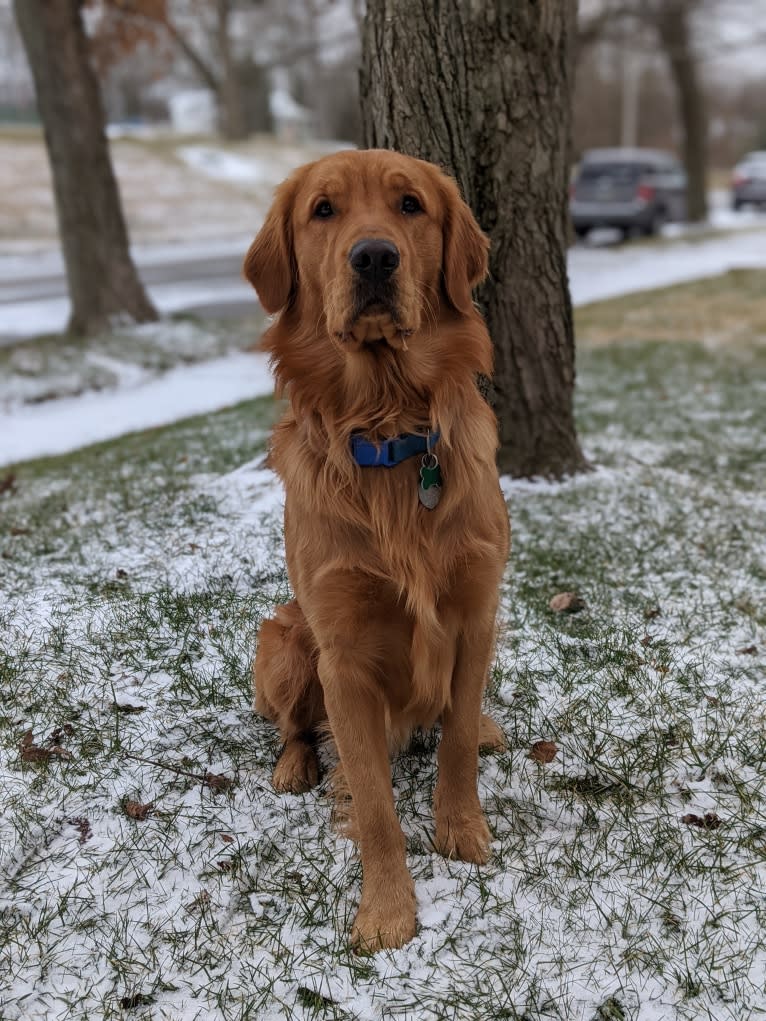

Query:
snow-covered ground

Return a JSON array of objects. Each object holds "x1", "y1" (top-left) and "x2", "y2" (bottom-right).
[
  {"x1": 569, "y1": 226, "x2": 766, "y2": 306},
  {"x1": 0, "y1": 274, "x2": 255, "y2": 341},
  {"x1": 2, "y1": 337, "x2": 764, "y2": 1021},
  {"x1": 0, "y1": 351, "x2": 273, "y2": 467}
]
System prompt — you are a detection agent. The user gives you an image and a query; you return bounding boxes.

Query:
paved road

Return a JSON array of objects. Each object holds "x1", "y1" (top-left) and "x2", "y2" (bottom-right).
[{"x1": 0, "y1": 247, "x2": 257, "y2": 343}]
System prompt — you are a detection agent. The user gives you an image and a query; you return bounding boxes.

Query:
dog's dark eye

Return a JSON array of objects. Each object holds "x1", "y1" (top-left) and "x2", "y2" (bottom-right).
[
  {"x1": 401, "y1": 194, "x2": 422, "y2": 215},
  {"x1": 313, "y1": 200, "x2": 334, "y2": 219}
]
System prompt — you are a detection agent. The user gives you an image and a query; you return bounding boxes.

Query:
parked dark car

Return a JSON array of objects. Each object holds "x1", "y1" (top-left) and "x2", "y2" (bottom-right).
[
  {"x1": 570, "y1": 148, "x2": 687, "y2": 239},
  {"x1": 731, "y1": 152, "x2": 766, "y2": 209}
]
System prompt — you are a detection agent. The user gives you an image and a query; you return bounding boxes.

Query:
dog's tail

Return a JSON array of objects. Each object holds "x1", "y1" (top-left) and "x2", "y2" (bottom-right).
[{"x1": 407, "y1": 611, "x2": 456, "y2": 721}]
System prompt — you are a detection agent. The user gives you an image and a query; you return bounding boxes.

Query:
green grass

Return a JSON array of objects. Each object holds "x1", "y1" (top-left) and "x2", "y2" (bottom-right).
[
  {"x1": 574, "y1": 268, "x2": 766, "y2": 348},
  {"x1": 1, "y1": 287, "x2": 765, "y2": 1020}
]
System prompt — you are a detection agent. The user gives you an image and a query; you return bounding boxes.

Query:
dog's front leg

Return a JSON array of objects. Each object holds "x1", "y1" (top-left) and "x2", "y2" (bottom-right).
[
  {"x1": 318, "y1": 643, "x2": 417, "y2": 952},
  {"x1": 433, "y1": 600, "x2": 498, "y2": 865}
]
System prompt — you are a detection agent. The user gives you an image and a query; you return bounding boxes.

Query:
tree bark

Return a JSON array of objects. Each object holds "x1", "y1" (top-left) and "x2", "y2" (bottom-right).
[
  {"x1": 216, "y1": 0, "x2": 248, "y2": 141},
  {"x1": 360, "y1": 0, "x2": 587, "y2": 479},
  {"x1": 14, "y1": 0, "x2": 157, "y2": 336},
  {"x1": 655, "y1": 1, "x2": 708, "y2": 222}
]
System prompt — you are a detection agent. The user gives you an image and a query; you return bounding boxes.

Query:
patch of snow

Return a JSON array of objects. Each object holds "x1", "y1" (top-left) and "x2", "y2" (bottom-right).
[
  {"x1": 569, "y1": 227, "x2": 766, "y2": 307},
  {"x1": 0, "y1": 351, "x2": 274, "y2": 467},
  {"x1": 178, "y1": 146, "x2": 278, "y2": 185},
  {"x1": 269, "y1": 88, "x2": 311, "y2": 125},
  {"x1": 0, "y1": 280, "x2": 256, "y2": 342}
]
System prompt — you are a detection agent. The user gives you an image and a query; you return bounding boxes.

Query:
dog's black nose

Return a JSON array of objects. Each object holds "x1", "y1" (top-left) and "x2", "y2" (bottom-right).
[{"x1": 349, "y1": 239, "x2": 400, "y2": 283}]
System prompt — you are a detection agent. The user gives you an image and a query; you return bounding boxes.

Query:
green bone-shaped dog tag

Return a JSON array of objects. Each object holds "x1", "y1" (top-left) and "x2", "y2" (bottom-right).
[{"x1": 420, "y1": 464, "x2": 441, "y2": 489}]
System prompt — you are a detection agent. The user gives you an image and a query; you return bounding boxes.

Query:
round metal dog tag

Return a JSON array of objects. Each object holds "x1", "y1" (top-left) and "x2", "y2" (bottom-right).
[{"x1": 418, "y1": 481, "x2": 442, "y2": 509}]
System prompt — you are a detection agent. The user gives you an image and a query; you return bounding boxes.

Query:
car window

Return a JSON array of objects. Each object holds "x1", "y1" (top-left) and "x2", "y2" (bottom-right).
[
  {"x1": 579, "y1": 163, "x2": 645, "y2": 183},
  {"x1": 652, "y1": 162, "x2": 686, "y2": 188}
]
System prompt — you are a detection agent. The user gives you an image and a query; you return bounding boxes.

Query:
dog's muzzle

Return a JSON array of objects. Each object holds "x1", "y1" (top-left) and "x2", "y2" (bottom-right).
[{"x1": 339, "y1": 238, "x2": 411, "y2": 349}]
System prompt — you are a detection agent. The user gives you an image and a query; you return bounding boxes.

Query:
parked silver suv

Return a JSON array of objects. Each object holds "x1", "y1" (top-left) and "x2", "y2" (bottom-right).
[
  {"x1": 731, "y1": 152, "x2": 766, "y2": 210},
  {"x1": 570, "y1": 148, "x2": 687, "y2": 239}
]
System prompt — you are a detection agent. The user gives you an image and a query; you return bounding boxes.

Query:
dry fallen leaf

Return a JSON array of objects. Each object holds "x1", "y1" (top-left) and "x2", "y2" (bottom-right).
[
  {"x1": 66, "y1": 816, "x2": 92, "y2": 844},
  {"x1": 682, "y1": 812, "x2": 721, "y2": 830},
  {"x1": 529, "y1": 740, "x2": 558, "y2": 764},
  {"x1": 123, "y1": 799, "x2": 153, "y2": 821},
  {"x1": 549, "y1": 592, "x2": 585, "y2": 614},
  {"x1": 204, "y1": 772, "x2": 234, "y2": 793},
  {"x1": 19, "y1": 730, "x2": 72, "y2": 763},
  {"x1": 48, "y1": 723, "x2": 75, "y2": 744},
  {"x1": 736, "y1": 645, "x2": 757, "y2": 656},
  {"x1": 185, "y1": 890, "x2": 211, "y2": 912}
]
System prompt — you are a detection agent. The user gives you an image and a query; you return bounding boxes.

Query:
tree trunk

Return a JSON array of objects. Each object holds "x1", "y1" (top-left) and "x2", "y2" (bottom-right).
[
  {"x1": 360, "y1": 0, "x2": 587, "y2": 479},
  {"x1": 14, "y1": 0, "x2": 157, "y2": 336},
  {"x1": 655, "y1": 1, "x2": 708, "y2": 222},
  {"x1": 216, "y1": 0, "x2": 248, "y2": 141}
]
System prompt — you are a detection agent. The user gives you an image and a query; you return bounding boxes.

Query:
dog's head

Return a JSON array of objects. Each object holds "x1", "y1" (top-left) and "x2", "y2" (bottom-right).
[{"x1": 244, "y1": 149, "x2": 489, "y2": 352}]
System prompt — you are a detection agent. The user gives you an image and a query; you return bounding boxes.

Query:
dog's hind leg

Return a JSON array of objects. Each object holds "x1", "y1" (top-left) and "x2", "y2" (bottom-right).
[{"x1": 253, "y1": 599, "x2": 325, "y2": 793}]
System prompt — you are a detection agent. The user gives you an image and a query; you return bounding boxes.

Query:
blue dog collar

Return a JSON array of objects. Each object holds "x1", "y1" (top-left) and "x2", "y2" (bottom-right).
[{"x1": 351, "y1": 429, "x2": 440, "y2": 467}]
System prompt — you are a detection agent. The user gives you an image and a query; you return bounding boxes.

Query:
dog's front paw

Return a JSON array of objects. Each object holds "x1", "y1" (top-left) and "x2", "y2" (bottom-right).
[
  {"x1": 434, "y1": 808, "x2": 491, "y2": 864},
  {"x1": 351, "y1": 881, "x2": 417, "y2": 952}
]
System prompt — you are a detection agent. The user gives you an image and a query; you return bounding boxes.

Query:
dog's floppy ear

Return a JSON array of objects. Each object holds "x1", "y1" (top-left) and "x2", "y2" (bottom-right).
[
  {"x1": 243, "y1": 176, "x2": 298, "y2": 314},
  {"x1": 440, "y1": 174, "x2": 490, "y2": 314}
]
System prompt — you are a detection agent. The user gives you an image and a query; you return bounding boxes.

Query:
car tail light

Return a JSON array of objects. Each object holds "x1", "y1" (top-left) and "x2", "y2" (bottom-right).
[
  {"x1": 636, "y1": 183, "x2": 655, "y2": 202},
  {"x1": 732, "y1": 173, "x2": 749, "y2": 187}
]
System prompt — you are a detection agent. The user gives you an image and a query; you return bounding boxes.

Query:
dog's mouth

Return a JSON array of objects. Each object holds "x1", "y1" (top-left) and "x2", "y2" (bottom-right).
[{"x1": 336, "y1": 286, "x2": 413, "y2": 351}]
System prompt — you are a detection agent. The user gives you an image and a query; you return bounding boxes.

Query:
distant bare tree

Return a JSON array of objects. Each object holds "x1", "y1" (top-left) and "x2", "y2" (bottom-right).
[
  {"x1": 110, "y1": 0, "x2": 359, "y2": 140},
  {"x1": 653, "y1": 0, "x2": 708, "y2": 220},
  {"x1": 13, "y1": 0, "x2": 157, "y2": 336},
  {"x1": 106, "y1": 0, "x2": 251, "y2": 139}
]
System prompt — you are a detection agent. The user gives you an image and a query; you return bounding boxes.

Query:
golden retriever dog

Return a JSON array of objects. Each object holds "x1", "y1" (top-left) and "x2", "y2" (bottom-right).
[{"x1": 245, "y1": 149, "x2": 509, "y2": 951}]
